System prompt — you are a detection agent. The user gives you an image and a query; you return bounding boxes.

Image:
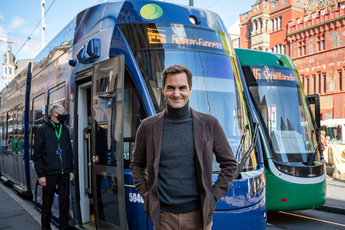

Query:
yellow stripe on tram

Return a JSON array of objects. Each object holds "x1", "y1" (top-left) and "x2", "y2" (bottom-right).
[{"x1": 125, "y1": 184, "x2": 136, "y2": 188}]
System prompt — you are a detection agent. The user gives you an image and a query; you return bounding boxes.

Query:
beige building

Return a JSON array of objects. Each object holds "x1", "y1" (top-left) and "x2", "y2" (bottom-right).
[{"x1": 2, "y1": 44, "x2": 32, "y2": 87}]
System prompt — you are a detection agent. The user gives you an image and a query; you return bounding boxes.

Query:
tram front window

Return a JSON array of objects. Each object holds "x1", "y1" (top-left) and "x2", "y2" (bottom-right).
[
  {"x1": 117, "y1": 23, "x2": 258, "y2": 173},
  {"x1": 243, "y1": 65, "x2": 318, "y2": 163}
]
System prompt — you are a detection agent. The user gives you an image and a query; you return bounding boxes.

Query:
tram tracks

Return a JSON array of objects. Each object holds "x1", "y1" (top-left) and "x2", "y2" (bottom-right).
[{"x1": 267, "y1": 210, "x2": 345, "y2": 229}]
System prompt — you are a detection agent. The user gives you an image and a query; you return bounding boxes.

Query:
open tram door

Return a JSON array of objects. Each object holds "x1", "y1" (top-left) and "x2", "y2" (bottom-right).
[{"x1": 91, "y1": 55, "x2": 127, "y2": 230}]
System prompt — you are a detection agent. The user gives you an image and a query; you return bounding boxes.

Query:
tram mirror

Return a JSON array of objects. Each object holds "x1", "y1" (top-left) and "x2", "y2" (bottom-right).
[
  {"x1": 77, "y1": 46, "x2": 86, "y2": 62},
  {"x1": 86, "y1": 38, "x2": 101, "y2": 58}
]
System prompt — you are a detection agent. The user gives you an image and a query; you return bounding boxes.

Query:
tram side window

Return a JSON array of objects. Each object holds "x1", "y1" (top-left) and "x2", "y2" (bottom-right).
[
  {"x1": 48, "y1": 84, "x2": 66, "y2": 112},
  {"x1": 31, "y1": 94, "x2": 46, "y2": 157},
  {"x1": 17, "y1": 106, "x2": 24, "y2": 152},
  {"x1": 7, "y1": 111, "x2": 14, "y2": 151},
  {"x1": 123, "y1": 71, "x2": 146, "y2": 169},
  {"x1": 0, "y1": 113, "x2": 5, "y2": 153}
]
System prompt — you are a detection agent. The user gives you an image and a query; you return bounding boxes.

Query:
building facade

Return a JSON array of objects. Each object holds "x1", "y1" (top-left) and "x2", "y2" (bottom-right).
[
  {"x1": 2, "y1": 44, "x2": 16, "y2": 86},
  {"x1": 289, "y1": 0, "x2": 345, "y2": 120},
  {"x1": 2, "y1": 44, "x2": 32, "y2": 88},
  {"x1": 240, "y1": 0, "x2": 317, "y2": 53},
  {"x1": 240, "y1": 0, "x2": 345, "y2": 121}
]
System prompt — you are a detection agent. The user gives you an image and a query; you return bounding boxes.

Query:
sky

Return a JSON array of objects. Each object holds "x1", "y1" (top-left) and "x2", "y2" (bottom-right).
[{"x1": 0, "y1": 0, "x2": 255, "y2": 90}]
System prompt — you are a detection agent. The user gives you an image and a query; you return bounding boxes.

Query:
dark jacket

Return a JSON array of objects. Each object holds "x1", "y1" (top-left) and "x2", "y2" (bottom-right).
[
  {"x1": 34, "y1": 119, "x2": 74, "y2": 178},
  {"x1": 130, "y1": 108, "x2": 238, "y2": 229}
]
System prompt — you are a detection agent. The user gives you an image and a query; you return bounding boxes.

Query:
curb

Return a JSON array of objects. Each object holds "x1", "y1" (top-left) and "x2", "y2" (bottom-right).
[{"x1": 316, "y1": 205, "x2": 345, "y2": 215}]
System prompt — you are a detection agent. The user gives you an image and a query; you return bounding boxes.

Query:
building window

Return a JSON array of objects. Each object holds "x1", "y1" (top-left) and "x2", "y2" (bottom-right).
[
  {"x1": 302, "y1": 75, "x2": 304, "y2": 87},
  {"x1": 265, "y1": 20, "x2": 268, "y2": 32},
  {"x1": 297, "y1": 18, "x2": 300, "y2": 24},
  {"x1": 313, "y1": 75, "x2": 316, "y2": 93},
  {"x1": 306, "y1": 76, "x2": 309, "y2": 95},
  {"x1": 279, "y1": 16, "x2": 282, "y2": 29},
  {"x1": 318, "y1": 72, "x2": 321, "y2": 93},
  {"x1": 318, "y1": 35, "x2": 326, "y2": 51},
  {"x1": 9, "y1": 67, "x2": 12, "y2": 75},
  {"x1": 299, "y1": 41, "x2": 306, "y2": 56},
  {"x1": 4, "y1": 67, "x2": 7, "y2": 75},
  {"x1": 247, "y1": 27, "x2": 252, "y2": 38},
  {"x1": 304, "y1": 16, "x2": 308, "y2": 22},
  {"x1": 323, "y1": 73, "x2": 327, "y2": 93},
  {"x1": 339, "y1": 70, "x2": 342, "y2": 91}
]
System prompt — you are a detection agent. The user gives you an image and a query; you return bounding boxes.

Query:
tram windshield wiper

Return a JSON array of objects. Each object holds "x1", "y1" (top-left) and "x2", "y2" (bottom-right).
[
  {"x1": 235, "y1": 123, "x2": 259, "y2": 179},
  {"x1": 307, "y1": 145, "x2": 321, "y2": 166},
  {"x1": 235, "y1": 124, "x2": 249, "y2": 163}
]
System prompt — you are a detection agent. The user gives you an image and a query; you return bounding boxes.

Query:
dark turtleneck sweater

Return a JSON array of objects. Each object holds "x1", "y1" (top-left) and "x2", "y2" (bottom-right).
[{"x1": 158, "y1": 102, "x2": 200, "y2": 213}]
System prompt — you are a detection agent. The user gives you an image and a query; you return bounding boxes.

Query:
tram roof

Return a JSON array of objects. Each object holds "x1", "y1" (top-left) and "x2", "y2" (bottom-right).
[{"x1": 235, "y1": 48, "x2": 296, "y2": 70}]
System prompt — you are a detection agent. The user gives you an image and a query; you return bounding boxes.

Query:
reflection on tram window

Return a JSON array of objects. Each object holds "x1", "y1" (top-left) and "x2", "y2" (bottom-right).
[
  {"x1": 1, "y1": 114, "x2": 5, "y2": 152},
  {"x1": 244, "y1": 66, "x2": 318, "y2": 163},
  {"x1": 48, "y1": 85, "x2": 66, "y2": 113},
  {"x1": 7, "y1": 111, "x2": 14, "y2": 151},
  {"x1": 123, "y1": 71, "x2": 146, "y2": 168},
  {"x1": 93, "y1": 103, "x2": 117, "y2": 166},
  {"x1": 96, "y1": 175, "x2": 120, "y2": 227},
  {"x1": 31, "y1": 94, "x2": 46, "y2": 158}
]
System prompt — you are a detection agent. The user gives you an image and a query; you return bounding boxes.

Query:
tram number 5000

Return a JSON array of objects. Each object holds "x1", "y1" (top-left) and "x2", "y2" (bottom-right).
[{"x1": 129, "y1": 193, "x2": 144, "y2": 203}]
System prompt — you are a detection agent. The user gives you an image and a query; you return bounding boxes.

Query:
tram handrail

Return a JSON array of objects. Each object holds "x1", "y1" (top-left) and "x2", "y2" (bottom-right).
[{"x1": 235, "y1": 122, "x2": 259, "y2": 179}]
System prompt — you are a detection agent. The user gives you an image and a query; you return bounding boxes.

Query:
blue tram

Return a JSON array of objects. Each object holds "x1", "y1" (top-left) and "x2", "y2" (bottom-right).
[{"x1": 0, "y1": 1, "x2": 266, "y2": 229}]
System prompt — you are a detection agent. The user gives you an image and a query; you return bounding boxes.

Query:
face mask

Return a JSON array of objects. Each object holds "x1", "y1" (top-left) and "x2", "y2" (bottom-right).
[{"x1": 57, "y1": 113, "x2": 67, "y2": 124}]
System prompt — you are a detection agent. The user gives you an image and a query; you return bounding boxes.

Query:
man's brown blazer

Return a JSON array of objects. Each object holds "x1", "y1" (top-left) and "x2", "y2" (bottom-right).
[{"x1": 130, "y1": 108, "x2": 238, "y2": 229}]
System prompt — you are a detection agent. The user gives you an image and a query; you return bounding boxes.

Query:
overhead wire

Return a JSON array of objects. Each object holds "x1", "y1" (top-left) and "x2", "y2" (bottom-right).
[
  {"x1": 14, "y1": 0, "x2": 57, "y2": 57},
  {"x1": 206, "y1": 0, "x2": 222, "y2": 9},
  {"x1": 0, "y1": 32, "x2": 42, "y2": 41}
]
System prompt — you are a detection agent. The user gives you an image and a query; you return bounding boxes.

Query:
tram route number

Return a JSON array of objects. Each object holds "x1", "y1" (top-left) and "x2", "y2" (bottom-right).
[
  {"x1": 252, "y1": 67, "x2": 296, "y2": 82},
  {"x1": 129, "y1": 193, "x2": 144, "y2": 203}
]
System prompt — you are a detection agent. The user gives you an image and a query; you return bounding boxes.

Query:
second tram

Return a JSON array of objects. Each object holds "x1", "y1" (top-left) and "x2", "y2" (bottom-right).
[{"x1": 235, "y1": 48, "x2": 326, "y2": 211}]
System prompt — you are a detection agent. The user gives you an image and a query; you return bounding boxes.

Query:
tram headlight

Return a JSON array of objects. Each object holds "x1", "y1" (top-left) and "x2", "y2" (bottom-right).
[
  {"x1": 250, "y1": 173, "x2": 265, "y2": 196},
  {"x1": 277, "y1": 164, "x2": 298, "y2": 177},
  {"x1": 275, "y1": 161, "x2": 325, "y2": 177}
]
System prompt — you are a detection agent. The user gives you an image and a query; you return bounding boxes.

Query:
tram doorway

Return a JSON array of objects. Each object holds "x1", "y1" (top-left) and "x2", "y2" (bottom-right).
[
  {"x1": 76, "y1": 79, "x2": 92, "y2": 226},
  {"x1": 76, "y1": 55, "x2": 127, "y2": 230}
]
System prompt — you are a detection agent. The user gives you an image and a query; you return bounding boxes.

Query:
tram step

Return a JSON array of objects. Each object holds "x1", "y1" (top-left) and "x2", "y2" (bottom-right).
[
  {"x1": 0, "y1": 176, "x2": 9, "y2": 183},
  {"x1": 13, "y1": 184, "x2": 27, "y2": 194}
]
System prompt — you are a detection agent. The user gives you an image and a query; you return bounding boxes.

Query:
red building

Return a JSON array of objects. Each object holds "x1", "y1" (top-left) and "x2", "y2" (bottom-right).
[{"x1": 240, "y1": 0, "x2": 345, "y2": 120}]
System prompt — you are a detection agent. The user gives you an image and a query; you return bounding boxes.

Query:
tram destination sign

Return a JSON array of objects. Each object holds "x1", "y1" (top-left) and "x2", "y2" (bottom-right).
[
  {"x1": 250, "y1": 66, "x2": 297, "y2": 83},
  {"x1": 119, "y1": 23, "x2": 231, "y2": 55}
]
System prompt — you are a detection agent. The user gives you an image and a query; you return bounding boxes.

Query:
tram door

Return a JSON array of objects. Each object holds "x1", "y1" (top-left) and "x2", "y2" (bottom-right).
[{"x1": 91, "y1": 55, "x2": 127, "y2": 230}]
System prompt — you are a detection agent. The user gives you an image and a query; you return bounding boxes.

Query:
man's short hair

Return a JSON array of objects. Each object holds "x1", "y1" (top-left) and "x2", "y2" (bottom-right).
[
  {"x1": 50, "y1": 104, "x2": 64, "y2": 116},
  {"x1": 162, "y1": 65, "x2": 193, "y2": 89}
]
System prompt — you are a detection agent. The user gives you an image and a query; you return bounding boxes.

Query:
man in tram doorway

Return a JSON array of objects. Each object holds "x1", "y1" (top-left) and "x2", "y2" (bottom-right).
[
  {"x1": 130, "y1": 65, "x2": 238, "y2": 230},
  {"x1": 34, "y1": 104, "x2": 74, "y2": 230}
]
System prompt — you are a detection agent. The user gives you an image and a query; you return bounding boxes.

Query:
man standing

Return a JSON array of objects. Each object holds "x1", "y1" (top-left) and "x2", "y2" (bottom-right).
[
  {"x1": 130, "y1": 65, "x2": 238, "y2": 230},
  {"x1": 34, "y1": 105, "x2": 74, "y2": 230}
]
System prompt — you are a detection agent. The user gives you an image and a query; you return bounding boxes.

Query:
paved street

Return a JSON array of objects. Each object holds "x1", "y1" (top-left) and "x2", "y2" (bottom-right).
[
  {"x1": 1, "y1": 178, "x2": 345, "y2": 230},
  {"x1": 0, "y1": 181, "x2": 58, "y2": 230}
]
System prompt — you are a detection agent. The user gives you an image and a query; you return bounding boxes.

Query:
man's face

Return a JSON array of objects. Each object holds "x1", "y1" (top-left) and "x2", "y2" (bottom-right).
[
  {"x1": 162, "y1": 72, "x2": 192, "y2": 109},
  {"x1": 54, "y1": 107, "x2": 66, "y2": 118}
]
